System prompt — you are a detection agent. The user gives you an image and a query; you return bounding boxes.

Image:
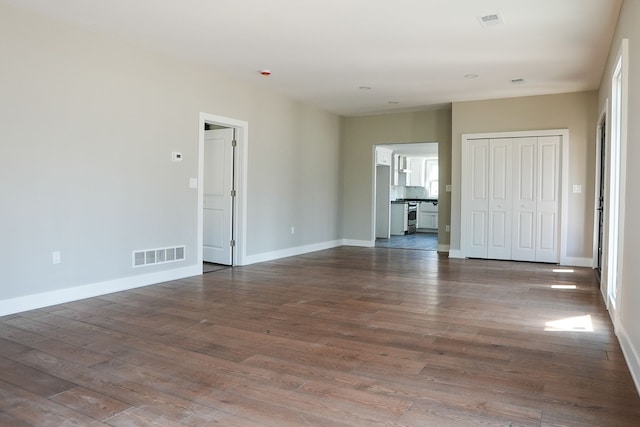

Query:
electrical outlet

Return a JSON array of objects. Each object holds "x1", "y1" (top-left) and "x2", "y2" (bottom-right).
[
  {"x1": 52, "y1": 251, "x2": 61, "y2": 264},
  {"x1": 445, "y1": 225, "x2": 450, "y2": 232},
  {"x1": 290, "y1": 227, "x2": 295, "y2": 234}
]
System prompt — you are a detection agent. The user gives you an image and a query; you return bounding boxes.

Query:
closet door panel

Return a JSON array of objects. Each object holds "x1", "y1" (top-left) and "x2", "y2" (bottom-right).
[
  {"x1": 536, "y1": 136, "x2": 561, "y2": 262},
  {"x1": 512, "y1": 137, "x2": 537, "y2": 261},
  {"x1": 465, "y1": 140, "x2": 490, "y2": 258},
  {"x1": 488, "y1": 139, "x2": 512, "y2": 260}
]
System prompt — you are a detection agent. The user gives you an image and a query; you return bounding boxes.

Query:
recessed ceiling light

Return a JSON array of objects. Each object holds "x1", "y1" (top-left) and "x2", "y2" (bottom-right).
[
  {"x1": 478, "y1": 13, "x2": 504, "y2": 27},
  {"x1": 464, "y1": 74, "x2": 478, "y2": 79},
  {"x1": 359, "y1": 86, "x2": 372, "y2": 90},
  {"x1": 511, "y1": 78, "x2": 526, "y2": 84}
]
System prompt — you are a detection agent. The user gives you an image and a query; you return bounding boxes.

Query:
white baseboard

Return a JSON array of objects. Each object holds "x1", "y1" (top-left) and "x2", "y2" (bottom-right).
[
  {"x1": 0, "y1": 265, "x2": 201, "y2": 317},
  {"x1": 618, "y1": 325, "x2": 640, "y2": 396},
  {"x1": 560, "y1": 256, "x2": 594, "y2": 267},
  {"x1": 341, "y1": 239, "x2": 375, "y2": 248},
  {"x1": 437, "y1": 244, "x2": 450, "y2": 253},
  {"x1": 241, "y1": 240, "x2": 344, "y2": 265},
  {"x1": 448, "y1": 249, "x2": 465, "y2": 259},
  {"x1": 447, "y1": 251, "x2": 592, "y2": 267}
]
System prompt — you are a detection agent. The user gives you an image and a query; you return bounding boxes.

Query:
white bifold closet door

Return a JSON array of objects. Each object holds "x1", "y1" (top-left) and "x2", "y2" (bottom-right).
[{"x1": 464, "y1": 135, "x2": 560, "y2": 262}]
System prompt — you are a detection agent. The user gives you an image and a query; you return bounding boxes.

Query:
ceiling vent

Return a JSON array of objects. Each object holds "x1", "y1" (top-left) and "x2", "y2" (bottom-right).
[
  {"x1": 478, "y1": 13, "x2": 504, "y2": 27},
  {"x1": 511, "y1": 78, "x2": 527, "y2": 85}
]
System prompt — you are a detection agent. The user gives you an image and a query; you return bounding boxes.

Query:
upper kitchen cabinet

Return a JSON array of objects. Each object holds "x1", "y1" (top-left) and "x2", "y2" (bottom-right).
[
  {"x1": 376, "y1": 147, "x2": 392, "y2": 166},
  {"x1": 407, "y1": 158, "x2": 424, "y2": 186},
  {"x1": 393, "y1": 154, "x2": 409, "y2": 185}
]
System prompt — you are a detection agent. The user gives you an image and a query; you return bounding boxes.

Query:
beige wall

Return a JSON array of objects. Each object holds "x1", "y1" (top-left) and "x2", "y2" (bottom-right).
[
  {"x1": 597, "y1": 0, "x2": 640, "y2": 390},
  {"x1": 341, "y1": 109, "x2": 452, "y2": 245},
  {"x1": 450, "y1": 91, "x2": 599, "y2": 261},
  {"x1": 0, "y1": 3, "x2": 341, "y2": 305}
]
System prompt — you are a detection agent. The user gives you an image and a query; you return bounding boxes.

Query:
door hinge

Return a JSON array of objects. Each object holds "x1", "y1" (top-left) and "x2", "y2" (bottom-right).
[
  {"x1": 230, "y1": 240, "x2": 236, "y2": 247},
  {"x1": 232, "y1": 139, "x2": 237, "y2": 147},
  {"x1": 231, "y1": 189, "x2": 236, "y2": 197}
]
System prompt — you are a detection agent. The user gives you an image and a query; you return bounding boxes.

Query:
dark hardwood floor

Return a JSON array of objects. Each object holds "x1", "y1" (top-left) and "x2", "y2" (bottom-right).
[{"x1": 1, "y1": 247, "x2": 639, "y2": 426}]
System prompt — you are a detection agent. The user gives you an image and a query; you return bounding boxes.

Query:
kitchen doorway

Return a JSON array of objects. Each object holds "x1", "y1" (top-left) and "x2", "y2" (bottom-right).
[{"x1": 373, "y1": 142, "x2": 439, "y2": 251}]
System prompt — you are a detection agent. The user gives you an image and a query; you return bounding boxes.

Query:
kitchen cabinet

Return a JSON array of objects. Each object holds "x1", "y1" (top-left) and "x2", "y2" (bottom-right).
[
  {"x1": 393, "y1": 154, "x2": 409, "y2": 185},
  {"x1": 376, "y1": 147, "x2": 392, "y2": 166},
  {"x1": 407, "y1": 157, "x2": 424, "y2": 186},
  {"x1": 390, "y1": 202, "x2": 408, "y2": 235},
  {"x1": 418, "y1": 202, "x2": 438, "y2": 231},
  {"x1": 419, "y1": 212, "x2": 438, "y2": 230}
]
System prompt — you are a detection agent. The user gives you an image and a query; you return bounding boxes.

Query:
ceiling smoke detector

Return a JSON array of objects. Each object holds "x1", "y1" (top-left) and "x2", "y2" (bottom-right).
[{"x1": 478, "y1": 13, "x2": 504, "y2": 27}]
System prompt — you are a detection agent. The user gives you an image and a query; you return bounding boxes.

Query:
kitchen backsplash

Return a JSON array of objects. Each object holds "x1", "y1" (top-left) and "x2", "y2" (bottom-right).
[{"x1": 391, "y1": 185, "x2": 428, "y2": 200}]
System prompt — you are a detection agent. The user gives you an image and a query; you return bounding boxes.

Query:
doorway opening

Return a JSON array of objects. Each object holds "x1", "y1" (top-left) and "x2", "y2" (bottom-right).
[
  {"x1": 198, "y1": 113, "x2": 248, "y2": 272},
  {"x1": 373, "y1": 142, "x2": 439, "y2": 251}
]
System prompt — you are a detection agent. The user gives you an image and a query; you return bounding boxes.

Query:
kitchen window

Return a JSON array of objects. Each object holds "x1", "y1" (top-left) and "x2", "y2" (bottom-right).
[{"x1": 425, "y1": 159, "x2": 439, "y2": 198}]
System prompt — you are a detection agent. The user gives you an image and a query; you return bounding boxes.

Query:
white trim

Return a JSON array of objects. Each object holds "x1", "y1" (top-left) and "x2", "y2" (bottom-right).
[
  {"x1": 241, "y1": 240, "x2": 344, "y2": 265},
  {"x1": 0, "y1": 266, "x2": 200, "y2": 317},
  {"x1": 560, "y1": 257, "x2": 594, "y2": 268},
  {"x1": 370, "y1": 146, "x2": 378, "y2": 243},
  {"x1": 437, "y1": 244, "x2": 450, "y2": 253},
  {"x1": 593, "y1": 101, "x2": 608, "y2": 270},
  {"x1": 342, "y1": 239, "x2": 375, "y2": 247},
  {"x1": 618, "y1": 324, "x2": 640, "y2": 396},
  {"x1": 460, "y1": 129, "x2": 569, "y2": 264},
  {"x1": 448, "y1": 249, "x2": 464, "y2": 259},
  {"x1": 606, "y1": 38, "x2": 629, "y2": 324},
  {"x1": 198, "y1": 113, "x2": 249, "y2": 267}
]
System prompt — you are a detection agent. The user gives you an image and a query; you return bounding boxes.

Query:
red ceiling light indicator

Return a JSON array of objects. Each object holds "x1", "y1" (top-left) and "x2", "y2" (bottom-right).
[{"x1": 260, "y1": 69, "x2": 271, "y2": 76}]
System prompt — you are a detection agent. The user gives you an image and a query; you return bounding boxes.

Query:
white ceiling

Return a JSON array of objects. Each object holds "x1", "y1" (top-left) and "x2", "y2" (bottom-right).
[{"x1": 4, "y1": 0, "x2": 622, "y2": 116}]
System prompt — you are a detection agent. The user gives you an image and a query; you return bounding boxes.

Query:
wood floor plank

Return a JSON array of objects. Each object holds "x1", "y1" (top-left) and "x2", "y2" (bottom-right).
[
  {"x1": 0, "y1": 356, "x2": 75, "y2": 398},
  {"x1": 49, "y1": 386, "x2": 131, "y2": 422},
  {"x1": 1, "y1": 247, "x2": 639, "y2": 426},
  {"x1": 0, "y1": 379, "x2": 105, "y2": 426}
]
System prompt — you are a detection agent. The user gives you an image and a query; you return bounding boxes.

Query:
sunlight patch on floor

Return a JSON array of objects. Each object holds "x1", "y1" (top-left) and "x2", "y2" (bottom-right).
[
  {"x1": 545, "y1": 314, "x2": 593, "y2": 332},
  {"x1": 552, "y1": 268, "x2": 575, "y2": 273},
  {"x1": 551, "y1": 284, "x2": 577, "y2": 290}
]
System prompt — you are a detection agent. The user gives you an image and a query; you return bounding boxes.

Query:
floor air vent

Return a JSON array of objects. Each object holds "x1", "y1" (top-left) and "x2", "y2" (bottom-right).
[{"x1": 133, "y1": 246, "x2": 185, "y2": 267}]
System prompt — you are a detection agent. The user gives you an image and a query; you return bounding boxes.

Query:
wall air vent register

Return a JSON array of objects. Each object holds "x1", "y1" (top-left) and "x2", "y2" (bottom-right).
[{"x1": 133, "y1": 246, "x2": 185, "y2": 267}]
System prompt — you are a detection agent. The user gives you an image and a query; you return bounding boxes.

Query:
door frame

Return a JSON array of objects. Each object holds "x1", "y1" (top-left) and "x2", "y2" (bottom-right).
[
  {"x1": 593, "y1": 101, "x2": 607, "y2": 280},
  {"x1": 460, "y1": 129, "x2": 570, "y2": 265},
  {"x1": 198, "y1": 113, "x2": 248, "y2": 268}
]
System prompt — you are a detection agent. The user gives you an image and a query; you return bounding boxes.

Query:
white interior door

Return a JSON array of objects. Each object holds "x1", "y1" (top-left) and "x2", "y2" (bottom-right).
[
  {"x1": 536, "y1": 136, "x2": 560, "y2": 262},
  {"x1": 203, "y1": 128, "x2": 234, "y2": 265},
  {"x1": 512, "y1": 137, "x2": 537, "y2": 261},
  {"x1": 465, "y1": 139, "x2": 490, "y2": 258},
  {"x1": 488, "y1": 138, "x2": 513, "y2": 260}
]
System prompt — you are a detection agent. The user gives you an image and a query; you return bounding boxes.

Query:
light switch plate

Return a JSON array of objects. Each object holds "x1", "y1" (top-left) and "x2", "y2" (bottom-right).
[
  {"x1": 573, "y1": 184, "x2": 582, "y2": 194},
  {"x1": 189, "y1": 178, "x2": 198, "y2": 188},
  {"x1": 445, "y1": 184, "x2": 452, "y2": 192}
]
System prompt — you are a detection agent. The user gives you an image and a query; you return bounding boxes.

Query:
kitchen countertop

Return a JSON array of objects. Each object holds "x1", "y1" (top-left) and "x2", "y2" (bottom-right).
[{"x1": 392, "y1": 198, "x2": 438, "y2": 205}]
